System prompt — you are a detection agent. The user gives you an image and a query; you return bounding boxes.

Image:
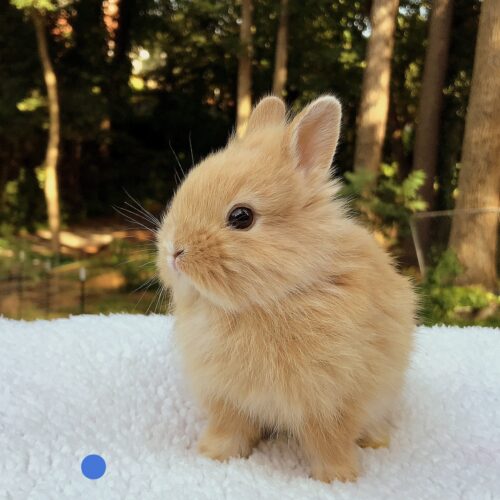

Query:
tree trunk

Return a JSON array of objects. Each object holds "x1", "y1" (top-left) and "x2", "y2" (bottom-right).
[
  {"x1": 354, "y1": 0, "x2": 400, "y2": 174},
  {"x1": 111, "y1": 0, "x2": 134, "y2": 92},
  {"x1": 388, "y1": 93, "x2": 408, "y2": 178},
  {"x1": 0, "y1": 144, "x2": 10, "y2": 213},
  {"x1": 413, "y1": 0, "x2": 454, "y2": 209},
  {"x1": 449, "y1": 0, "x2": 500, "y2": 291},
  {"x1": 272, "y1": 0, "x2": 289, "y2": 97},
  {"x1": 32, "y1": 9, "x2": 61, "y2": 255},
  {"x1": 236, "y1": 0, "x2": 253, "y2": 137},
  {"x1": 107, "y1": 0, "x2": 135, "y2": 127}
]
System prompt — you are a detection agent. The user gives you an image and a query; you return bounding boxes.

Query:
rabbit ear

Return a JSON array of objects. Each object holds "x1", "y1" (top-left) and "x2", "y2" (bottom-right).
[
  {"x1": 289, "y1": 95, "x2": 341, "y2": 174},
  {"x1": 246, "y1": 96, "x2": 286, "y2": 134}
]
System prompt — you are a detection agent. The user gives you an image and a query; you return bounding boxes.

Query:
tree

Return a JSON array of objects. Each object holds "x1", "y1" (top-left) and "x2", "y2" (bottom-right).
[
  {"x1": 11, "y1": 0, "x2": 63, "y2": 253},
  {"x1": 32, "y1": 8, "x2": 61, "y2": 254},
  {"x1": 413, "y1": 0, "x2": 454, "y2": 210},
  {"x1": 449, "y1": 0, "x2": 500, "y2": 291},
  {"x1": 1, "y1": 0, "x2": 482, "y2": 244},
  {"x1": 354, "y1": 0, "x2": 400, "y2": 174},
  {"x1": 435, "y1": 0, "x2": 481, "y2": 211},
  {"x1": 272, "y1": 0, "x2": 288, "y2": 97},
  {"x1": 236, "y1": 0, "x2": 252, "y2": 137},
  {"x1": 108, "y1": 0, "x2": 136, "y2": 126}
]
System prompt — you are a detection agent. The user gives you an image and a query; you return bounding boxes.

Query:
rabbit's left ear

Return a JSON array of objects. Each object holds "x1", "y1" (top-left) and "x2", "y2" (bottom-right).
[
  {"x1": 289, "y1": 95, "x2": 341, "y2": 174},
  {"x1": 246, "y1": 96, "x2": 286, "y2": 134}
]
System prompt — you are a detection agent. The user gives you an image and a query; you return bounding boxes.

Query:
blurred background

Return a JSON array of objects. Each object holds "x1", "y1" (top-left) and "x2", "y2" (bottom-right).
[{"x1": 0, "y1": 0, "x2": 498, "y2": 325}]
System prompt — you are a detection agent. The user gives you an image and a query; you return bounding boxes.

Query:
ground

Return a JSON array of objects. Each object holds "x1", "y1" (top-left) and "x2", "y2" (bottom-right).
[{"x1": 0, "y1": 218, "x2": 167, "y2": 319}]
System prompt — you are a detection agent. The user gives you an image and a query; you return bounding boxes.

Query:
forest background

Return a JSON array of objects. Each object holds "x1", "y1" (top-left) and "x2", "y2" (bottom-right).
[{"x1": 0, "y1": 0, "x2": 498, "y2": 325}]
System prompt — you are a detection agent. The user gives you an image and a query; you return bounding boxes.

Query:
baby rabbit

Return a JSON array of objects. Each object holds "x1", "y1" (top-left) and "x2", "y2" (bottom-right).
[{"x1": 157, "y1": 95, "x2": 416, "y2": 483}]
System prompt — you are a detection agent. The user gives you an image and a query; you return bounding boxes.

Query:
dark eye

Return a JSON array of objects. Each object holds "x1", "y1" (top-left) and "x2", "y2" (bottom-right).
[{"x1": 227, "y1": 206, "x2": 254, "y2": 230}]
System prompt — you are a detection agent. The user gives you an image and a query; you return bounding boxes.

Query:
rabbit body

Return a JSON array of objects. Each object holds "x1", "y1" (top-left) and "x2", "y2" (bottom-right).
[{"x1": 157, "y1": 96, "x2": 416, "y2": 482}]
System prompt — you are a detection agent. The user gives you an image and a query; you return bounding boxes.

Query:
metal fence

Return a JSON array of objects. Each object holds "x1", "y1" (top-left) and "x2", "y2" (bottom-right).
[
  {"x1": 0, "y1": 252, "x2": 160, "y2": 320},
  {"x1": 0, "y1": 262, "x2": 92, "y2": 319},
  {"x1": 409, "y1": 207, "x2": 500, "y2": 277},
  {"x1": 2, "y1": 207, "x2": 498, "y2": 319}
]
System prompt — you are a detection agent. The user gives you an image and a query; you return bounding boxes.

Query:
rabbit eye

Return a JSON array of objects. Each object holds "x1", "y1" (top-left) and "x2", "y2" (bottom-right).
[{"x1": 227, "y1": 206, "x2": 254, "y2": 230}]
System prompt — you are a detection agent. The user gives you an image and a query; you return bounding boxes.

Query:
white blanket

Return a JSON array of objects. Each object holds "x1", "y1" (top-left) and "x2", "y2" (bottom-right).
[{"x1": 0, "y1": 315, "x2": 499, "y2": 500}]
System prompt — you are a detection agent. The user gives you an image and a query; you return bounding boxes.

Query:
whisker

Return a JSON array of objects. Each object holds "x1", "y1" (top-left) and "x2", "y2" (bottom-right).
[
  {"x1": 117, "y1": 231, "x2": 157, "y2": 243},
  {"x1": 118, "y1": 257, "x2": 156, "y2": 267},
  {"x1": 118, "y1": 237, "x2": 156, "y2": 245},
  {"x1": 124, "y1": 247, "x2": 157, "y2": 254},
  {"x1": 162, "y1": 286, "x2": 170, "y2": 313},
  {"x1": 113, "y1": 206, "x2": 159, "y2": 235},
  {"x1": 122, "y1": 192, "x2": 161, "y2": 227},
  {"x1": 154, "y1": 285, "x2": 165, "y2": 314},
  {"x1": 188, "y1": 131, "x2": 195, "y2": 168},
  {"x1": 133, "y1": 275, "x2": 158, "y2": 311},
  {"x1": 114, "y1": 205, "x2": 158, "y2": 231},
  {"x1": 169, "y1": 140, "x2": 186, "y2": 178},
  {"x1": 118, "y1": 257, "x2": 144, "y2": 266},
  {"x1": 123, "y1": 202, "x2": 159, "y2": 228},
  {"x1": 123, "y1": 189, "x2": 158, "y2": 215},
  {"x1": 137, "y1": 259, "x2": 157, "y2": 269},
  {"x1": 174, "y1": 169, "x2": 182, "y2": 187},
  {"x1": 132, "y1": 274, "x2": 157, "y2": 294},
  {"x1": 146, "y1": 286, "x2": 161, "y2": 315},
  {"x1": 160, "y1": 285, "x2": 169, "y2": 314}
]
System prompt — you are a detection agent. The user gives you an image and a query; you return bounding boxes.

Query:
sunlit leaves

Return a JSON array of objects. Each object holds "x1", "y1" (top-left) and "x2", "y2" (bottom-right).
[
  {"x1": 10, "y1": 0, "x2": 70, "y2": 11},
  {"x1": 341, "y1": 165, "x2": 427, "y2": 247},
  {"x1": 16, "y1": 90, "x2": 46, "y2": 112}
]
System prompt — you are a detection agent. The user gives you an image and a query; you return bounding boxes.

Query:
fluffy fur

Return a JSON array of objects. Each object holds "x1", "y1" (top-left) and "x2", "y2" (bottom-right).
[{"x1": 157, "y1": 95, "x2": 416, "y2": 483}]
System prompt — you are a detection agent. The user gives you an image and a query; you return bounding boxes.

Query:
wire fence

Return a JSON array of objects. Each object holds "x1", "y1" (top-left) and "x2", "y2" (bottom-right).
[
  {"x1": 1, "y1": 263, "x2": 95, "y2": 319},
  {"x1": 409, "y1": 207, "x2": 500, "y2": 277},
  {"x1": 0, "y1": 254, "x2": 160, "y2": 320},
  {"x1": 2, "y1": 207, "x2": 498, "y2": 319}
]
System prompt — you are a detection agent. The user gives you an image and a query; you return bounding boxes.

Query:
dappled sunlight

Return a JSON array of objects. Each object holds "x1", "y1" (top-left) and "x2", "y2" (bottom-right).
[{"x1": 1, "y1": 0, "x2": 498, "y2": 324}]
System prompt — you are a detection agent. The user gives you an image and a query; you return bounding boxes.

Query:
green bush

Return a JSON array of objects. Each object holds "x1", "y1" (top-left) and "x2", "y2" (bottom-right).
[
  {"x1": 340, "y1": 164, "x2": 427, "y2": 248},
  {"x1": 106, "y1": 239, "x2": 158, "y2": 292},
  {"x1": 420, "y1": 250, "x2": 500, "y2": 327}
]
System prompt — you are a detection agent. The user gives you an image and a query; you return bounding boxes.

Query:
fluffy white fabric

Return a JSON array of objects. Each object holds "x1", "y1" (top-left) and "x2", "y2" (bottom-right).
[{"x1": 0, "y1": 315, "x2": 498, "y2": 500}]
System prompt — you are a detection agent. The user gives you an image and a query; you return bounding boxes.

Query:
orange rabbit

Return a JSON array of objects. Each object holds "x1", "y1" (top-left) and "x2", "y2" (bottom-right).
[{"x1": 157, "y1": 95, "x2": 416, "y2": 482}]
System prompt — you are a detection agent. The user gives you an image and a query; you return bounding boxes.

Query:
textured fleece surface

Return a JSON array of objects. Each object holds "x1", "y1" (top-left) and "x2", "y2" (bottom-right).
[{"x1": 0, "y1": 314, "x2": 499, "y2": 500}]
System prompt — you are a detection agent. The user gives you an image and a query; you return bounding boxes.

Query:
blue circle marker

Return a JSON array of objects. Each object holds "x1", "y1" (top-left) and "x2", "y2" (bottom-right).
[{"x1": 81, "y1": 454, "x2": 106, "y2": 480}]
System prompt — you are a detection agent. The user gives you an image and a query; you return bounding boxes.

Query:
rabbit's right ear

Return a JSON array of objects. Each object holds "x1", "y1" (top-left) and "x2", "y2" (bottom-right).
[
  {"x1": 246, "y1": 96, "x2": 286, "y2": 134},
  {"x1": 288, "y1": 95, "x2": 341, "y2": 176}
]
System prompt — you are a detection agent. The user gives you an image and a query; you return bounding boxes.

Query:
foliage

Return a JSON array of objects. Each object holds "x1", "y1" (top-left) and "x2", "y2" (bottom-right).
[
  {"x1": 437, "y1": 0, "x2": 481, "y2": 209},
  {"x1": 0, "y1": 0, "x2": 481, "y2": 232},
  {"x1": 420, "y1": 250, "x2": 500, "y2": 327},
  {"x1": 0, "y1": 0, "x2": 493, "y2": 326},
  {"x1": 10, "y1": 0, "x2": 59, "y2": 10},
  {"x1": 388, "y1": 0, "x2": 429, "y2": 175},
  {"x1": 0, "y1": 233, "x2": 161, "y2": 320},
  {"x1": 340, "y1": 164, "x2": 427, "y2": 248},
  {"x1": 425, "y1": 249, "x2": 462, "y2": 286},
  {"x1": 101, "y1": 239, "x2": 157, "y2": 292}
]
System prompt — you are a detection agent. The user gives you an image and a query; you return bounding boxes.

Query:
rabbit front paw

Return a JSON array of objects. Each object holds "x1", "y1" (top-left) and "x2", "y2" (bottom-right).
[
  {"x1": 311, "y1": 459, "x2": 359, "y2": 483},
  {"x1": 197, "y1": 426, "x2": 256, "y2": 461}
]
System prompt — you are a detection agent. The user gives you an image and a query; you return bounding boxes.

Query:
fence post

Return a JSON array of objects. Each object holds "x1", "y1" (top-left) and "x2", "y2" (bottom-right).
[
  {"x1": 409, "y1": 216, "x2": 426, "y2": 277},
  {"x1": 79, "y1": 267, "x2": 86, "y2": 314},
  {"x1": 44, "y1": 260, "x2": 51, "y2": 317},
  {"x1": 17, "y1": 250, "x2": 25, "y2": 319}
]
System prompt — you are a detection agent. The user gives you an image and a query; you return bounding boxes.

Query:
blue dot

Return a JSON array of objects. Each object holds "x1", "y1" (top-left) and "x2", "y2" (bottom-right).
[{"x1": 81, "y1": 454, "x2": 106, "y2": 480}]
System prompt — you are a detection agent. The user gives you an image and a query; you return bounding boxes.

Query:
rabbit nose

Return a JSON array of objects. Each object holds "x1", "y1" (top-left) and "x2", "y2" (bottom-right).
[{"x1": 168, "y1": 248, "x2": 184, "y2": 272}]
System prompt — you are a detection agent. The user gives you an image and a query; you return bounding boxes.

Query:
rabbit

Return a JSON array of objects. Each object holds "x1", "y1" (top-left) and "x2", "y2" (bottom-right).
[{"x1": 156, "y1": 95, "x2": 416, "y2": 483}]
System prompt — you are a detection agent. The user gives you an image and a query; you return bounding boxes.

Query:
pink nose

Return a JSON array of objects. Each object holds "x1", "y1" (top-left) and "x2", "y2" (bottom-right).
[
  {"x1": 168, "y1": 248, "x2": 184, "y2": 272},
  {"x1": 170, "y1": 249, "x2": 184, "y2": 271}
]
